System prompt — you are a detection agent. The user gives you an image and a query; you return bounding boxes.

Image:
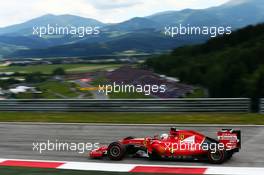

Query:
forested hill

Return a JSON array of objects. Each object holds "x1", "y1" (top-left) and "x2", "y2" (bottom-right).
[{"x1": 146, "y1": 23, "x2": 264, "y2": 99}]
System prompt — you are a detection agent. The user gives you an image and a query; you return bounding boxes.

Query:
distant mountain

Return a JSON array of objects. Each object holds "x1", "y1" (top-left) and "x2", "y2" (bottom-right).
[
  {"x1": 210, "y1": 0, "x2": 264, "y2": 27},
  {"x1": 0, "y1": 14, "x2": 106, "y2": 57},
  {"x1": 1, "y1": 0, "x2": 264, "y2": 58},
  {"x1": 0, "y1": 14, "x2": 105, "y2": 36},
  {"x1": 147, "y1": 0, "x2": 264, "y2": 28},
  {"x1": 104, "y1": 17, "x2": 158, "y2": 31}
]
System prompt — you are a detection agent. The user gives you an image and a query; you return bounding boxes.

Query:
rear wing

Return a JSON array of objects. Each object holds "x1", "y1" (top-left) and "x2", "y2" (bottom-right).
[{"x1": 217, "y1": 129, "x2": 241, "y2": 151}]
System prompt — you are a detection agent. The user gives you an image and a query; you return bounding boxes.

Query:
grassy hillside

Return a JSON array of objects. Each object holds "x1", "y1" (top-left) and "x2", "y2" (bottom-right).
[
  {"x1": 146, "y1": 24, "x2": 264, "y2": 100},
  {"x1": 0, "y1": 43, "x2": 27, "y2": 57},
  {"x1": 7, "y1": 31, "x2": 207, "y2": 58}
]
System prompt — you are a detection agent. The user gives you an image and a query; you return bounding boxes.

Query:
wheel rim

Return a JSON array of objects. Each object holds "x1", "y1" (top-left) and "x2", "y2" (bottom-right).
[
  {"x1": 210, "y1": 150, "x2": 222, "y2": 161},
  {"x1": 110, "y1": 146, "x2": 121, "y2": 157}
]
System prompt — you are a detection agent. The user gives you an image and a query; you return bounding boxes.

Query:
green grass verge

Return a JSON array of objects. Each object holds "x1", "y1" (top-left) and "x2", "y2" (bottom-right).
[
  {"x1": 109, "y1": 92, "x2": 153, "y2": 99},
  {"x1": 0, "y1": 64, "x2": 121, "y2": 74},
  {"x1": 0, "y1": 166, "x2": 172, "y2": 175},
  {"x1": 37, "y1": 81, "x2": 78, "y2": 98},
  {"x1": 14, "y1": 81, "x2": 93, "y2": 99},
  {"x1": 66, "y1": 64, "x2": 121, "y2": 73},
  {"x1": 90, "y1": 76, "x2": 108, "y2": 86},
  {"x1": 186, "y1": 88, "x2": 206, "y2": 98},
  {"x1": 0, "y1": 112, "x2": 263, "y2": 124}
]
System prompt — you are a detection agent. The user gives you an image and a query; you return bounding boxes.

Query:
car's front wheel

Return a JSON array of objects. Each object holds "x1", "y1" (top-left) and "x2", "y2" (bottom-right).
[
  {"x1": 148, "y1": 149, "x2": 161, "y2": 160},
  {"x1": 107, "y1": 142, "x2": 126, "y2": 161}
]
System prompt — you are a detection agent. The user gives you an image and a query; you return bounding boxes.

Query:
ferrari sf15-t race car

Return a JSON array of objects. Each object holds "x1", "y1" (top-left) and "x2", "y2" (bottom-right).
[{"x1": 90, "y1": 127, "x2": 241, "y2": 164}]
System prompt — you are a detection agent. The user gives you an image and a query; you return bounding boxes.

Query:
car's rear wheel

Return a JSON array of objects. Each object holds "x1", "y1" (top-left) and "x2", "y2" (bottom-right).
[
  {"x1": 208, "y1": 149, "x2": 226, "y2": 164},
  {"x1": 107, "y1": 142, "x2": 126, "y2": 161},
  {"x1": 226, "y1": 151, "x2": 233, "y2": 160}
]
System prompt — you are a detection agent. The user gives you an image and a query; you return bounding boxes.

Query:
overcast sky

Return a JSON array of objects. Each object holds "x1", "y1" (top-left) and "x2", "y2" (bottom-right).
[{"x1": 0, "y1": 0, "x2": 230, "y2": 27}]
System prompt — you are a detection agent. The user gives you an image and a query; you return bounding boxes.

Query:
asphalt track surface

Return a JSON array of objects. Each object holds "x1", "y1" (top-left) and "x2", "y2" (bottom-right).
[{"x1": 0, "y1": 123, "x2": 264, "y2": 167}]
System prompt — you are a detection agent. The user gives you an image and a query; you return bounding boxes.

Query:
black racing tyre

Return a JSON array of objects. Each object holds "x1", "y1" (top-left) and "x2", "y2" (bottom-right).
[
  {"x1": 148, "y1": 149, "x2": 161, "y2": 160},
  {"x1": 208, "y1": 149, "x2": 226, "y2": 164},
  {"x1": 107, "y1": 142, "x2": 126, "y2": 161},
  {"x1": 226, "y1": 151, "x2": 233, "y2": 160}
]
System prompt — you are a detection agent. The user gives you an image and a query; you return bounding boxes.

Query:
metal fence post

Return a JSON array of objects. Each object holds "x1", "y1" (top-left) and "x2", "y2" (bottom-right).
[{"x1": 260, "y1": 98, "x2": 264, "y2": 114}]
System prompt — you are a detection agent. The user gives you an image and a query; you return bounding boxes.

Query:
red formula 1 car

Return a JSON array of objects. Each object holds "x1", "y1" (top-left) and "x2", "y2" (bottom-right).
[{"x1": 90, "y1": 127, "x2": 241, "y2": 164}]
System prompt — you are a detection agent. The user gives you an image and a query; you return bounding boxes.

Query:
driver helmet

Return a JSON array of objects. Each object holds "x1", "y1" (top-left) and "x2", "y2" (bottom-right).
[{"x1": 160, "y1": 133, "x2": 169, "y2": 140}]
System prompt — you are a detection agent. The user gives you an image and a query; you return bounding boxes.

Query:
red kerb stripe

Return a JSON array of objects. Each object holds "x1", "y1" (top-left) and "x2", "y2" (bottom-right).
[
  {"x1": 130, "y1": 166, "x2": 207, "y2": 174},
  {"x1": 0, "y1": 160, "x2": 64, "y2": 169}
]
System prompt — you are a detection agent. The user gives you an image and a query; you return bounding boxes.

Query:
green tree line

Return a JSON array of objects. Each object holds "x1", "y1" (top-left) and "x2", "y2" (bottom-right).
[{"x1": 146, "y1": 24, "x2": 264, "y2": 100}]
